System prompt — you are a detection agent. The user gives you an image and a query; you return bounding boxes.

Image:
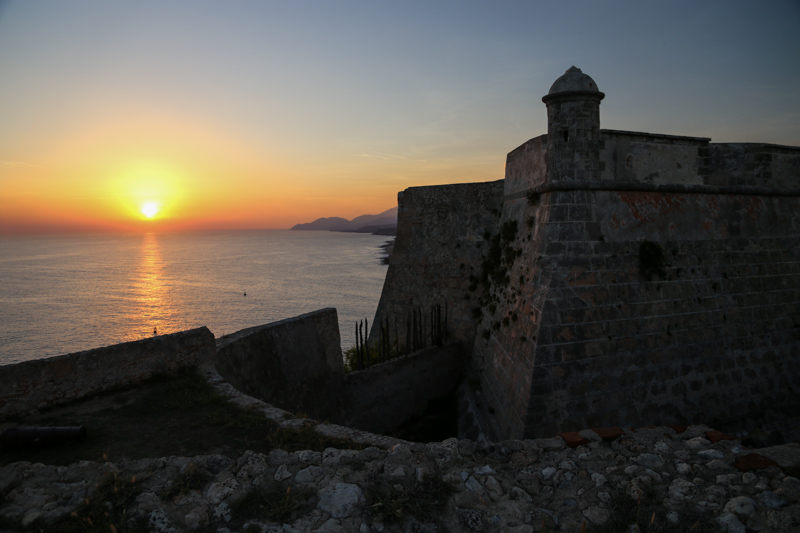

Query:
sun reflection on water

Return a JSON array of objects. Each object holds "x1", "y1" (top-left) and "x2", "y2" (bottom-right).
[{"x1": 127, "y1": 232, "x2": 178, "y2": 338}]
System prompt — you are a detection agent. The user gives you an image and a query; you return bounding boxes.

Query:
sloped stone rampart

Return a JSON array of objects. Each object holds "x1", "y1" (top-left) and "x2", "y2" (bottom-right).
[
  {"x1": 342, "y1": 342, "x2": 465, "y2": 435},
  {"x1": 214, "y1": 308, "x2": 345, "y2": 423},
  {"x1": 0, "y1": 327, "x2": 215, "y2": 419}
]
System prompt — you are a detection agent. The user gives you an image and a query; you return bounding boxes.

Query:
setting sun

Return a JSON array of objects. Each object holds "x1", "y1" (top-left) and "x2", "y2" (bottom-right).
[{"x1": 141, "y1": 202, "x2": 159, "y2": 219}]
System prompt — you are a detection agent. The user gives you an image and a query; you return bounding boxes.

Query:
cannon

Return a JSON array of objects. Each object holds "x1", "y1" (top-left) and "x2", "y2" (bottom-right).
[{"x1": 1, "y1": 426, "x2": 87, "y2": 449}]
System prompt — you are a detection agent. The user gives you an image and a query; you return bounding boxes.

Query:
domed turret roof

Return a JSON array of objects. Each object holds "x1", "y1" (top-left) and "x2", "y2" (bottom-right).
[{"x1": 542, "y1": 66, "x2": 604, "y2": 103}]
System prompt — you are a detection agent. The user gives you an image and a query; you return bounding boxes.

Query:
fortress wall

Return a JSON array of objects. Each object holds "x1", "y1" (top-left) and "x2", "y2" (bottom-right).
[
  {"x1": 0, "y1": 327, "x2": 215, "y2": 419},
  {"x1": 708, "y1": 143, "x2": 800, "y2": 188},
  {"x1": 215, "y1": 308, "x2": 345, "y2": 422},
  {"x1": 469, "y1": 123, "x2": 800, "y2": 440},
  {"x1": 482, "y1": 184, "x2": 800, "y2": 439},
  {"x1": 524, "y1": 189, "x2": 800, "y2": 438},
  {"x1": 599, "y1": 130, "x2": 710, "y2": 185},
  {"x1": 341, "y1": 342, "x2": 464, "y2": 435},
  {"x1": 370, "y1": 181, "x2": 504, "y2": 348},
  {"x1": 504, "y1": 135, "x2": 548, "y2": 195},
  {"x1": 470, "y1": 191, "x2": 552, "y2": 439}
]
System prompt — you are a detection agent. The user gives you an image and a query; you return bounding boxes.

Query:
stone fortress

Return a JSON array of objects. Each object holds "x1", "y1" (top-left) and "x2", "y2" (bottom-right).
[
  {"x1": 372, "y1": 66, "x2": 800, "y2": 441},
  {"x1": 2, "y1": 67, "x2": 800, "y2": 532}
]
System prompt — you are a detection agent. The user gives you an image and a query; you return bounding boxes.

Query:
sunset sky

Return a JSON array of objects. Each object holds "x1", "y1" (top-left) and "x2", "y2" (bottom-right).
[{"x1": 1, "y1": 1, "x2": 798, "y2": 234}]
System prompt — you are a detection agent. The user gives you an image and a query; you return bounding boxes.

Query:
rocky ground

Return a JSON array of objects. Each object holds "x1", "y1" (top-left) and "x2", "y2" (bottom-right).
[{"x1": 1, "y1": 363, "x2": 799, "y2": 533}]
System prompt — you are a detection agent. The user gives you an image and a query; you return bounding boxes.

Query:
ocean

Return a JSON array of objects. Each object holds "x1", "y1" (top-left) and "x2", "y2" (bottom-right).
[{"x1": 0, "y1": 230, "x2": 390, "y2": 365}]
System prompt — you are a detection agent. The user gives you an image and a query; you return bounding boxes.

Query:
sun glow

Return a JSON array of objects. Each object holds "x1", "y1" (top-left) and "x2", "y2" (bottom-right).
[{"x1": 141, "y1": 202, "x2": 159, "y2": 218}]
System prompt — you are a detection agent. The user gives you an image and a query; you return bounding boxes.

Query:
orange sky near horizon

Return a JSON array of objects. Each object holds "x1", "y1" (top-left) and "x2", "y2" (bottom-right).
[{"x1": 1, "y1": 1, "x2": 798, "y2": 235}]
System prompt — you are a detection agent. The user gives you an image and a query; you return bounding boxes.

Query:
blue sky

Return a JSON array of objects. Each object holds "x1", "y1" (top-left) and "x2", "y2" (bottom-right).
[{"x1": 1, "y1": 0, "x2": 798, "y2": 231}]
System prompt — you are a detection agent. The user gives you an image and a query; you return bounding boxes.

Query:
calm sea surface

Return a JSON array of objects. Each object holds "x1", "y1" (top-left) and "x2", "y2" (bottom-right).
[{"x1": 0, "y1": 230, "x2": 390, "y2": 365}]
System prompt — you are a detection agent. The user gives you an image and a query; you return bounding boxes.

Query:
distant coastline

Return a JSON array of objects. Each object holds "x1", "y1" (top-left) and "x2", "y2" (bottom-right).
[{"x1": 291, "y1": 206, "x2": 397, "y2": 236}]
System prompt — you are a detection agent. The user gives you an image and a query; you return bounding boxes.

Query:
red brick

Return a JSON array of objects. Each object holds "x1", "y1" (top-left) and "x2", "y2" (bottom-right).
[
  {"x1": 668, "y1": 425, "x2": 688, "y2": 434},
  {"x1": 706, "y1": 430, "x2": 735, "y2": 443},
  {"x1": 733, "y1": 453, "x2": 780, "y2": 472},
  {"x1": 556, "y1": 431, "x2": 589, "y2": 448},
  {"x1": 592, "y1": 427, "x2": 624, "y2": 442}
]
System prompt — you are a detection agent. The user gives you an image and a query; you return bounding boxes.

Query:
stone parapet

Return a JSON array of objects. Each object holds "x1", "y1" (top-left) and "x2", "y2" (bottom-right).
[
  {"x1": 0, "y1": 327, "x2": 216, "y2": 419},
  {"x1": 215, "y1": 308, "x2": 345, "y2": 423}
]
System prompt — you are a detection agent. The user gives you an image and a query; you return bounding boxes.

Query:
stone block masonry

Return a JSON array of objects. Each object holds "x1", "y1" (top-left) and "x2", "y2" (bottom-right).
[
  {"x1": 374, "y1": 66, "x2": 800, "y2": 441},
  {"x1": 370, "y1": 180, "x2": 504, "y2": 348},
  {"x1": 215, "y1": 308, "x2": 345, "y2": 422},
  {"x1": 0, "y1": 327, "x2": 216, "y2": 419},
  {"x1": 342, "y1": 342, "x2": 464, "y2": 435}
]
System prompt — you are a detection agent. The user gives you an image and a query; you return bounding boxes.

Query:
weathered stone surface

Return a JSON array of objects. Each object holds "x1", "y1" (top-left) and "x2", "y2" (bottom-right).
[
  {"x1": 215, "y1": 309, "x2": 345, "y2": 423},
  {"x1": 0, "y1": 327, "x2": 216, "y2": 418},
  {"x1": 4, "y1": 421, "x2": 796, "y2": 532},
  {"x1": 317, "y1": 483, "x2": 363, "y2": 519}
]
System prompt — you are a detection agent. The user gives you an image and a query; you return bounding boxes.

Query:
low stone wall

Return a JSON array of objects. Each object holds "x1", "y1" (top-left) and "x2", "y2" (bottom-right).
[
  {"x1": 0, "y1": 327, "x2": 216, "y2": 419},
  {"x1": 341, "y1": 342, "x2": 465, "y2": 435},
  {"x1": 214, "y1": 308, "x2": 345, "y2": 422}
]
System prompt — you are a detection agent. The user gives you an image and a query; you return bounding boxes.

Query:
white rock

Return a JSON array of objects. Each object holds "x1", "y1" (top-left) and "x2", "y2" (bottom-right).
[
  {"x1": 206, "y1": 478, "x2": 239, "y2": 505},
  {"x1": 591, "y1": 473, "x2": 607, "y2": 487},
  {"x1": 511, "y1": 486, "x2": 532, "y2": 502},
  {"x1": 643, "y1": 469, "x2": 662, "y2": 483},
  {"x1": 317, "y1": 483, "x2": 363, "y2": 518},
  {"x1": 582, "y1": 505, "x2": 610, "y2": 525},
  {"x1": 274, "y1": 464, "x2": 293, "y2": 481},
  {"x1": 668, "y1": 479, "x2": 695, "y2": 501},
  {"x1": 149, "y1": 508, "x2": 176, "y2": 533},
  {"x1": 666, "y1": 511, "x2": 679, "y2": 523},
  {"x1": 184, "y1": 505, "x2": 208, "y2": 530},
  {"x1": 757, "y1": 490, "x2": 787, "y2": 509},
  {"x1": 674, "y1": 449, "x2": 691, "y2": 460},
  {"x1": 21, "y1": 510, "x2": 42, "y2": 528},
  {"x1": 474, "y1": 465, "x2": 496, "y2": 475},
  {"x1": 485, "y1": 476, "x2": 503, "y2": 498},
  {"x1": 295, "y1": 466, "x2": 323, "y2": 483},
  {"x1": 541, "y1": 467, "x2": 557, "y2": 480},
  {"x1": 296, "y1": 450, "x2": 321, "y2": 464},
  {"x1": 697, "y1": 449, "x2": 725, "y2": 460},
  {"x1": 135, "y1": 492, "x2": 163, "y2": 511},
  {"x1": 322, "y1": 448, "x2": 359, "y2": 466},
  {"x1": 653, "y1": 441, "x2": 671, "y2": 454},
  {"x1": 212, "y1": 502, "x2": 232, "y2": 523},
  {"x1": 723, "y1": 496, "x2": 756, "y2": 517},
  {"x1": 716, "y1": 512, "x2": 746, "y2": 533},
  {"x1": 388, "y1": 466, "x2": 405, "y2": 477},
  {"x1": 558, "y1": 460, "x2": 577, "y2": 471},
  {"x1": 465, "y1": 475, "x2": 485, "y2": 495},
  {"x1": 636, "y1": 453, "x2": 664, "y2": 470},
  {"x1": 742, "y1": 472, "x2": 758, "y2": 485},
  {"x1": 685, "y1": 437, "x2": 711, "y2": 449}
]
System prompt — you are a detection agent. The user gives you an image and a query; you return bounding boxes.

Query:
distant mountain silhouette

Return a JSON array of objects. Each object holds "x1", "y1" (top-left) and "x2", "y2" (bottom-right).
[{"x1": 291, "y1": 207, "x2": 397, "y2": 234}]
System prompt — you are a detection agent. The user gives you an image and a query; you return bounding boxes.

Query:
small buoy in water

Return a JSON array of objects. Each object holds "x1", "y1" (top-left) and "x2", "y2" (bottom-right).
[
  {"x1": 153, "y1": 327, "x2": 158, "y2": 336},
  {"x1": 244, "y1": 292, "x2": 246, "y2": 297}
]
